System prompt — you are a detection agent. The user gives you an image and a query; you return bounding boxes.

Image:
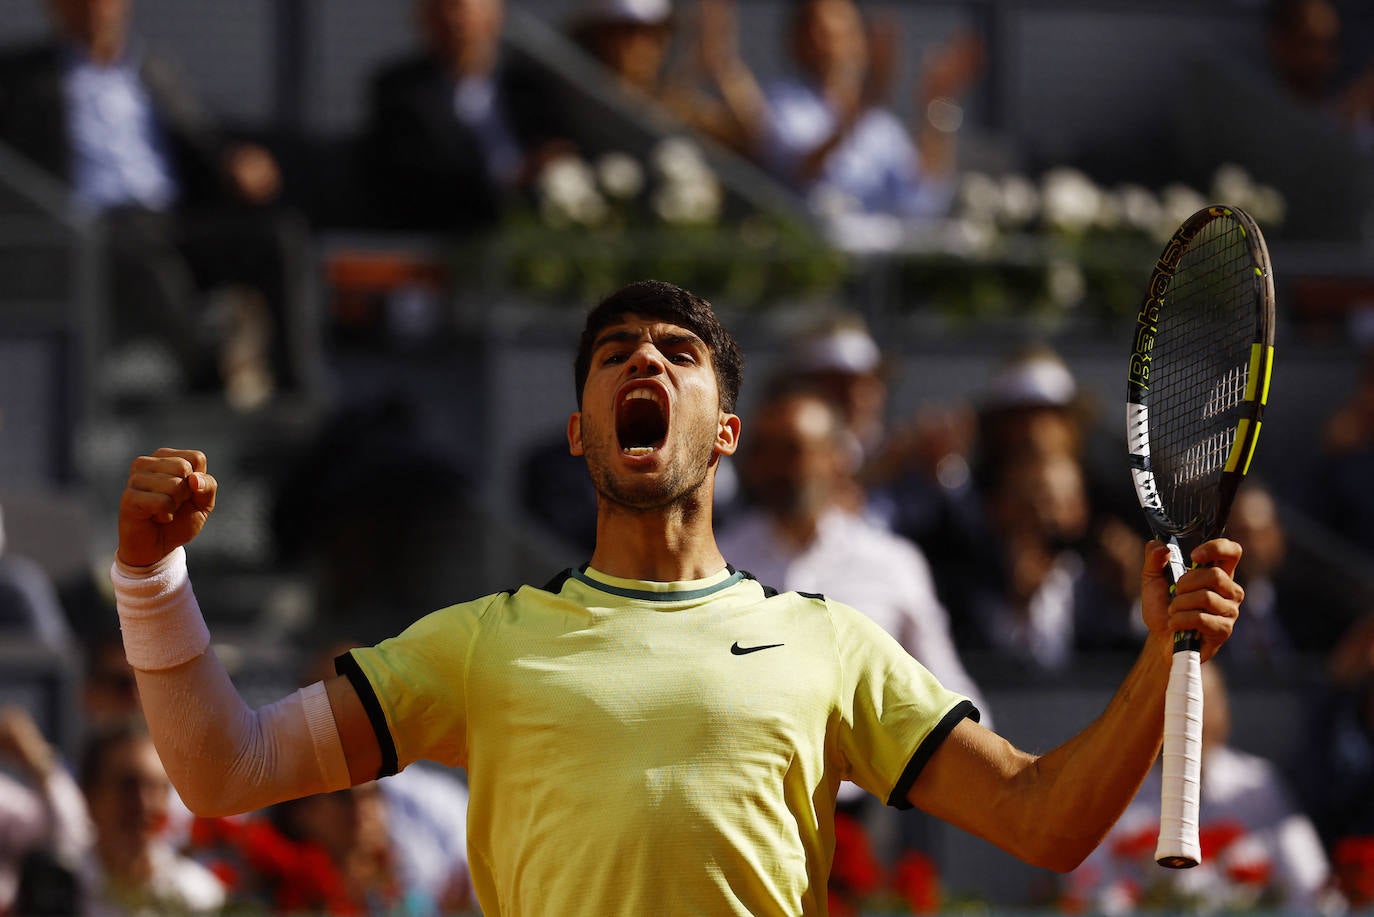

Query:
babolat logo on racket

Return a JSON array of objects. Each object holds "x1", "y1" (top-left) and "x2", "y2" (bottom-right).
[{"x1": 1128, "y1": 302, "x2": 1160, "y2": 388}]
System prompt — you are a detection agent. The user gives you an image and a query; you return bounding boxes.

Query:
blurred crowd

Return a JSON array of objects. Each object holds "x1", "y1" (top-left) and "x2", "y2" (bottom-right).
[
  {"x1": 3, "y1": 0, "x2": 1374, "y2": 913},
  {"x1": 0, "y1": 0, "x2": 1370, "y2": 400},
  {"x1": 0, "y1": 632, "x2": 479, "y2": 916}
]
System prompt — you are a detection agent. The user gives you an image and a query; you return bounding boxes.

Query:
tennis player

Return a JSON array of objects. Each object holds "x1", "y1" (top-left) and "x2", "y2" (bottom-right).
[{"x1": 110, "y1": 280, "x2": 1243, "y2": 915}]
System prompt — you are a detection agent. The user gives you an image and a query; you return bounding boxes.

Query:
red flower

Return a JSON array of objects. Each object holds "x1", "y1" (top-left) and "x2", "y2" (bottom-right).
[
  {"x1": 892, "y1": 849, "x2": 941, "y2": 913},
  {"x1": 830, "y1": 811, "x2": 885, "y2": 899},
  {"x1": 1334, "y1": 836, "x2": 1374, "y2": 907},
  {"x1": 827, "y1": 888, "x2": 857, "y2": 917},
  {"x1": 1225, "y1": 859, "x2": 1272, "y2": 887},
  {"x1": 1197, "y1": 820, "x2": 1246, "y2": 861},
  {"x1": 1110, "y1": 826, "x2": 1157, "y2": 861},
  {"x1": 185, "y1": 813, "x2": 363, "y2": 915}
]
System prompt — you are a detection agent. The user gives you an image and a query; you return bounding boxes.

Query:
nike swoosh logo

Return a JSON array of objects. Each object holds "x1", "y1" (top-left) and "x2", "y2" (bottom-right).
[{"x1": 730, "y1": 641, "x2": 784, "y2": 656}]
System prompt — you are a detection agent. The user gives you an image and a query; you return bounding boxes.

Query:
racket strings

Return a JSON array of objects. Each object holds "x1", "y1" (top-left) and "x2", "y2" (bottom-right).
[{"x1": 1148, "y1": 216, "x2": 1256, "y2": 531}]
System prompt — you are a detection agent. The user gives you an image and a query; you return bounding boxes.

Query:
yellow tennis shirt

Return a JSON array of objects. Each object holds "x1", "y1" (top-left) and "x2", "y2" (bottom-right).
[{"x1": 338, "y1": 565, "x2": 977, "y2": 916}]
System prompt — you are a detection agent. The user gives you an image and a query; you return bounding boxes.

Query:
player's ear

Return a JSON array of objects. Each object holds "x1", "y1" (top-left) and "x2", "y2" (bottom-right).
[
  {"x1": 567, "y1": 412, "x2": 585, "y2": 456},
  {"x1": 714, "y1": 411, "x2": 741, "y2": 457}
]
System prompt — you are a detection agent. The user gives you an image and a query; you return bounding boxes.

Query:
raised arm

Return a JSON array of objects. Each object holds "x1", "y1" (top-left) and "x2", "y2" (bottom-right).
[
  {"x1": 112, "y1": 449, "x2": 380, "y2": 816},
  {"x1": 907, "y1": 538, "x2": 1243, "y2": 872}
]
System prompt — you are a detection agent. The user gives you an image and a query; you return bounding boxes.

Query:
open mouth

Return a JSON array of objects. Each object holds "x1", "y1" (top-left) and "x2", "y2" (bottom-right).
[{"x1": 616, "y1": 387, "x2": 668, "y2": 455}]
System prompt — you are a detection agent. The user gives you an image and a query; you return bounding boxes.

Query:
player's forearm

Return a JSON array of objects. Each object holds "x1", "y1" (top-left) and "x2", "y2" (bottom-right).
[
  {"x1": 111, "y1": 550, "x2": 351, "y2": 816},
  {"x1": 131, "y1": 655, "x2": 301, "y2": 816},
  {"x1": 1016, "y1": 634, "x2": 1171, "y2": 870}
]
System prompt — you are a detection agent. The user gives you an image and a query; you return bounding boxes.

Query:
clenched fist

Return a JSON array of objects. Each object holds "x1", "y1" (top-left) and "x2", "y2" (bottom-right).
[{"x1": 116, "y1": 448, "x2": 218, "y2": 567}]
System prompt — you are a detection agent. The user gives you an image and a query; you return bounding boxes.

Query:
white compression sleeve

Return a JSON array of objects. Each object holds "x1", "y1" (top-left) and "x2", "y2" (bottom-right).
[{"x1": 111, "y1": 551, "x2": 352, "y2": 816}]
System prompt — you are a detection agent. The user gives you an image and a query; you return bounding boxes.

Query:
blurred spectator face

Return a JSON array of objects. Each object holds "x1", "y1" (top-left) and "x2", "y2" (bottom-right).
[
  {"x1": 48, "y1": 0, "x2": 129, "y2": 52},
  {"x1": 804, "y1": 369, "x2": 885, "y2": 450},
  {"x1": 788, "y1": 319, "x2": 886, "y2": 452},
  {"x1": 979, "y1": 406, "x2": 1080, "y2": 460},
  {"x1": 1269, "y1": 0, "x2": 1340, "y2": 101},
  {"x1": 991, "y1": 452, "x2": 1090, "y2": 547},
  {"x1": 285, "y1": 789, "x2": 364, "y2": 863},
  {"x1": 1225, "y1": 486, "x2": 1285, "y2": 581},
  {"x1": 978, "y1": 347, "x2": 1082, "y2": 459},
  {"x1": 591, "y1": 21, "x2": 671, "y2": 91},
  {"x1": 742, "y1": 393, "x2": 846, "y2": 519},
  {"x1": 83, "y1": 639, "x2": 141, "y2": 727},
  {"x1": 84, "y1": 732, "x2": 172, "y2": 856},
  {"x1": 790, "y1": 0, "x2": 866, "y2": 83},
  {"x1": 421, "y1": 0, "x2": 503, "y2": 77}
]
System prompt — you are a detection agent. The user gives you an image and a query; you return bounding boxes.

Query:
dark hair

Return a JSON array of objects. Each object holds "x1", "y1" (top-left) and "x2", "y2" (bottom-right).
[{"x1": 573, "y1": 280, "x2": 744, "y2": 412}]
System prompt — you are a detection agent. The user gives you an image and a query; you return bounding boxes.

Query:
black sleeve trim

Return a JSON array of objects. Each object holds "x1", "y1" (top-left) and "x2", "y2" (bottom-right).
[
  {"x1": 335, "y1": 651, "x2": 400, "y2": 779},
  {"x1": 539, "y1": 568, "x2": 575, "y2": 593},
  {"x1": 886, "y1": 699, "x2": 980, "y2": 810},
  {"x1": 734, "y1": 568, "x2": 779, "y2": 598}
]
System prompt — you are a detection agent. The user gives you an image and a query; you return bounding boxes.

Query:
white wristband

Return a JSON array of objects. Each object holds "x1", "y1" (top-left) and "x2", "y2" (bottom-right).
[
  {"x1": 109, "y1": 547, "x2": 212, "y2": 671},
  {"x1": 300, "y1": 680, "x2": 352, "y2": 792}
]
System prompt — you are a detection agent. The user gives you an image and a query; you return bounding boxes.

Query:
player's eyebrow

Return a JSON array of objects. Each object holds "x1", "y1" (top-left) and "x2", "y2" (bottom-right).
[{"x1": 592, "y1": 327, "x2": 705, "y2": 354}]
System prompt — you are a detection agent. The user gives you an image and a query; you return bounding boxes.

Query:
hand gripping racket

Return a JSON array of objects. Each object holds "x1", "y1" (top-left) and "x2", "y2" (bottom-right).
[{"x1": 1125, "y1": 204, "x2": 1275, "y2": 869}]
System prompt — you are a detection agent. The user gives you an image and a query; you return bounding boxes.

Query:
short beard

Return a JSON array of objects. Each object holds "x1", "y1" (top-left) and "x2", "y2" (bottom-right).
[{"x1": 583, "y1": 433, "x2": 717, "y2": 515}]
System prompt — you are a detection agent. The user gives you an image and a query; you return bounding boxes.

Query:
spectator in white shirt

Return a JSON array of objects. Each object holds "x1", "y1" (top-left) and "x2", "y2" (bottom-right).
[
  {"x1": 717, "y1": 381, "x2": 990, "y2": 869},
  {"x1": 1064, "y1": 664, "x2": 1332, "y2": 912},
  {"x1": 717, "y1": 383, "x2": 988, "y2": 714}
]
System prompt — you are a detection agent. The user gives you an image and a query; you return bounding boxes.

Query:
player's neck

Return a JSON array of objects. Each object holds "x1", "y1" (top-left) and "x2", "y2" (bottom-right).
[{"x1": 589, "y1": 498, "x2": 727, "y2": 583}]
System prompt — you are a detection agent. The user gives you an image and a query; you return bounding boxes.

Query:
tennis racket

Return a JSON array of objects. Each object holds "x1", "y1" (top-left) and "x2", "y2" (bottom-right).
[{"x1": 1125, "y1": 204, "x2": 1275, "y2": 869}]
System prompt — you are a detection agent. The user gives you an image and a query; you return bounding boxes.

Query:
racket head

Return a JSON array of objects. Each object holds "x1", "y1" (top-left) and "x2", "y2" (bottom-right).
[{"x1": 1126, "y1": 204, "x2": 1275, "y2": 555}]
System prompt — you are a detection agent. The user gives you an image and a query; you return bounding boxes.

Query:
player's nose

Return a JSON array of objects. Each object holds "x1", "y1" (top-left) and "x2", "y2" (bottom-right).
[{"x1": 626, "y1": 344, "x2": 666, "y2": 376}]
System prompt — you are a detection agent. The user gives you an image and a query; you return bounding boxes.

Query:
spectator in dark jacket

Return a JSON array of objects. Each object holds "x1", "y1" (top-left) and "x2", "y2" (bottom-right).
[{"x1": 0, "y1": 0, "x2": 302, "y2": 406}]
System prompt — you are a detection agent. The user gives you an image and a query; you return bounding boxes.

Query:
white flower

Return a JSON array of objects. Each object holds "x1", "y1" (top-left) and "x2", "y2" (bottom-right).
[
  {"x1": 1249, "y1": 184, "x2": 1286, "y2": 228},
  {"x1": 1046, "y1": 256, "x2": 1086, "y2": 308},
  {"x1": 537, "y1": 155, "x2": 609, "y2": 227},
  {"x1": 1210, "y1": 163, "x2": 1255, "y2": 207},
  {"x1": 1159, "y1": 183, "x2": 1208, "y2": 235},
  {"x1": 652, "y1": 175, "x2": 722, "y2": 226},
  {"x1": 1206, "y1": 165, "x2": 1285, "y2": 228},
  {"x1": 539, "y1": 155, "x2": 596, "y2": 203},
  {"x1": 999, "y1": 173, "x2": 1040, "y2": 228},
  {"x1": 958, "y1": 171, "x2": 1001, "y2": 222},
  {"x1": 596, "y1": 152, "x2": 645, "y2": 201},
  {"x1": 1116, "y1": 183, "x2": 1163, "y2": 234},
  {"x1": 1094, "y1": 189, "x2": 1124, "y2": 232},
  {"x1": 940, "y1": 215, "x2": 997, "y2": 256},
  {"x1": 1041, "y1": 168, "x2": 1101, "y2": 234},
  {"x1": 651, "y1": 136, "x2": 712, "y2": 185}
]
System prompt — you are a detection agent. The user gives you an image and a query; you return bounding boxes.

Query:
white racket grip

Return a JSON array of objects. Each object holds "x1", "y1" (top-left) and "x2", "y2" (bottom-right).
[{"x1": 1156, "y1": 648, "x2": 1203, "y2": 868}]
